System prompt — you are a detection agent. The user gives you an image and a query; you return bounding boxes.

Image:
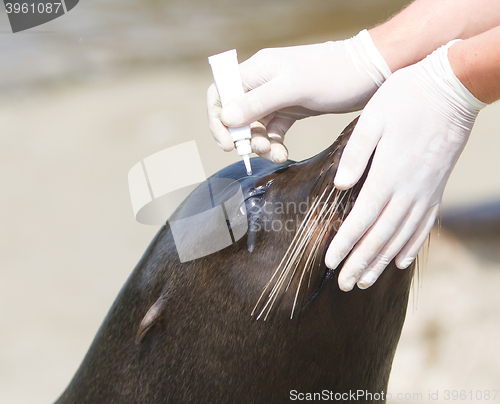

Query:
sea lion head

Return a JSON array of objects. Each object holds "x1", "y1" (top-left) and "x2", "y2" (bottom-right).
[
  {"x1": 135, "y1": 116, "x2": 368, "y2": 340},
  {"x1": 56, "y1": 117, "x2": 415, "y2": 404}
]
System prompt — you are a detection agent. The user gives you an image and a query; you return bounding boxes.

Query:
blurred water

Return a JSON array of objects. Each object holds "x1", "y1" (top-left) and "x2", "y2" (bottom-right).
[{"x1": 0, "y1": 0, "x2": 409, "y2": 94}]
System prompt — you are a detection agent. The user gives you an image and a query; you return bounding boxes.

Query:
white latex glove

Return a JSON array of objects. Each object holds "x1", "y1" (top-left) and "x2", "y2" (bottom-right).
[
  {"x1": 325, "y1": 40, "x2": 487, "y2": 291},
  {"x1": 207, "y1": 30, "x2": 391, "y2": 163}
]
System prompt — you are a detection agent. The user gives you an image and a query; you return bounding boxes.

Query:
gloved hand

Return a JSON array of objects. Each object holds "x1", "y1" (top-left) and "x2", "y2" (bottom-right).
[
  {"x1": 207, "y1": 30, "x2": 391, "y2": 163},
  {"x1": 325, "y1": 40, "x2": 487, "y2": 291}
]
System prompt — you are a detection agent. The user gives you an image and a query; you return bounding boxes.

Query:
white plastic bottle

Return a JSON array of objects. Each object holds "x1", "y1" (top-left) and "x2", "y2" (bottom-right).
[{"x1": 208, "y1": 49, "x2": 252, "y2": 176}]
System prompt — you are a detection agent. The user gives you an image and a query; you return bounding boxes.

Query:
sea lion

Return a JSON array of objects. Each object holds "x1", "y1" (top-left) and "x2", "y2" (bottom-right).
[{"x1": 54, "y1": 117, "x2": 415, "y2": 404}]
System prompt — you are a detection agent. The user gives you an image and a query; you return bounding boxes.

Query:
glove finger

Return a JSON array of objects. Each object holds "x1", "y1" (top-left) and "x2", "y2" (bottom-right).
[
  {"x1": 338, "y1": 196, "x2": 413, "y2": 291},
  {"x1": 355, "y1": 202, "x2": 427, "y2": 288},
  {"x1": 258, "y1": 138, "x2": 289, "y2": 164},
  {"x1": 334, "y1": 112, "x2": 383, "y2": 190},
  {"x1": 266, "y1": 115, "x2": 295, "y2": 140},
  {"x1": 249, "y1": 121, "x2": 271, "y2": 155},
  {"x1": 395, "y1": 204, "x2": 440, "y2": 269},
  {"x1": 220, "y1": 78, "x2": 293, "y2": 128},
  {"x1": 266, "y1": 115, "x2": 294, "y2": 163},
  {"x1": 249, "y1": 114, "x2": 279, "y2": 155},
  {"x1": 356, "y1": 202, "x2": 437, "y2": 288},
  {"x1": 207, "y1": 83, "x2": 234, "y2": 152},
  {"x1": 325, "y1": 177, "x2": 390, "y2": 277}
]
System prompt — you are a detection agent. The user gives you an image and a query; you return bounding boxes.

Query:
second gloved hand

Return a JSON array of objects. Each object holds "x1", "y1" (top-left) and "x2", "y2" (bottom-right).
[
  {"x1": 325, "y1": 40, "x2": 487, "y2": 291},
  {"x1": 207, "y1": 30, "x2": 391, "y2": 163}
]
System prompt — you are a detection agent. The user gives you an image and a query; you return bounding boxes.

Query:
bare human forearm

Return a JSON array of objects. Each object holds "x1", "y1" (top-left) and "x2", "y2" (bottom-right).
[
  {"x1": 369, "y1": 0, "x2": 500, "y2": 72},
  {"x1": 449, "y1": 25, "x2": 500, "y2": 104}
]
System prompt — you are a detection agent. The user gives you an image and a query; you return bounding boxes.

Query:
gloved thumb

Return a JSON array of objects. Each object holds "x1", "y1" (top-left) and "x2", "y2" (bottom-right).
[{"x1": 220, "y1": 78, "x2": 291, "y2": 128}]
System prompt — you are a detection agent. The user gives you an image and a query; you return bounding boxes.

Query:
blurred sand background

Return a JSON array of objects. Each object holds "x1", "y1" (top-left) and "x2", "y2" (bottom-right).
[{"x1": 0, "y1": 1, "x2": 499, "y2": 403}]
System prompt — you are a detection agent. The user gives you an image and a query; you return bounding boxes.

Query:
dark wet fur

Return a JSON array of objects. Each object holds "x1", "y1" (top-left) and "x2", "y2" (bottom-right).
[{"x1": 55, "y1": 118, "x2": 415, "y2": 404}]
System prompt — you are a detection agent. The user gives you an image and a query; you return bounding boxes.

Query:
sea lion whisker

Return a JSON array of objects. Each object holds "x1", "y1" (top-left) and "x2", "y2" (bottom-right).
[
  {"x1": 290, "y1": 225, "x2": 335, "y2": 317},
  {"x1": 252, "y1": 188, "x2": 331, "y2": 316},
  {"x1": 307, "y1": 226, "x2": 327, "y2": 290},
  {"x1": 266, "y1": 253, "x2": 305, "y2": 319},
  {"x1": 274, "y1": 186, "x2": 354, "y2": 317},
  {"x1": 252, "y1": 220, "x2": 311, "y2": 316},
  {"x1": 257, "y1": 186, "x2": 347, "y2": 319},
  {"x1": 281, "y1": 194, "x2": 331, "y2": 285},
  {"x1": 251, "y1": 226, "x2": 305, "y2": 315},
  {"x1": 255, "y1": 174, "x2": 357, "y2": 320},
  {"x1": 281, "y1": 222, "x2": 319, "y2": 293},
  {"x1": 261, "y1": 225, "x2": 315, "y2": 315},
  {"x1": 252, "y1": 237, "x2": 307, "y2": 317},
  {"x1": 259, "y1": 187, "x2": 340, "y2": 318},
  {"x1": 291, "y1": 224, "x2": 326, "y2": 318},
  {"x1": 258, "y1": 224, "x2": 316, "y2": 319},
  {"x1": 284, "y1": 236, "x2": 310, "y2": 292},
  {"x1": 293, "y1": 193, "x2": 346, "y2": 317},
  {"x1": 291, "y1": 256, "x2": 311, "y2": 319}
]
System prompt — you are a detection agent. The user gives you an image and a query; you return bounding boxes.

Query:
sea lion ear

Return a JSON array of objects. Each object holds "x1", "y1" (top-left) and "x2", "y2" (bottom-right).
[{"x1": 135, "y1": 295, "x2": 168, "y2": 345}]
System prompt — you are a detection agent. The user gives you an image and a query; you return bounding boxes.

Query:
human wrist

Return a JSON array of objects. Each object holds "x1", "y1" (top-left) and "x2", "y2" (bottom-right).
[
  {"x1": 368, "y1": 0, "x2": 500, "y2": 74},
  {"x1": 367, "y1": 8, "x2": 441, "y2": 73},
  {"x1": 447, "y1": 41, "x2": 477, "y2": 102},
  {"x1": 372, "y1": 40, "x2": 486, "y2": 138},
  {"x1": 368, "y1": 25, "x2": 407, "y2": 73},
  {"x1": 368, "y1": 17, "x2": 446, "y2": 73},
  {"x1": 448, "y1": 30, "x2": 500, "y2": 105},
  {"x1": 411, "y1": 40, "x2": 486, "y2": 122}
]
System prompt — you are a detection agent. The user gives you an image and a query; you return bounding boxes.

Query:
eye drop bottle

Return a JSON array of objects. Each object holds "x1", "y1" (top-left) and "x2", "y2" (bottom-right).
[{"x1": 208, "y1": 49, "x2": 252, "y2": 176}]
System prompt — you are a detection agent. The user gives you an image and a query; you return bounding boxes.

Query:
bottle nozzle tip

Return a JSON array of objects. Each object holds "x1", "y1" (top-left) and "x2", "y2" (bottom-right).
[{"x1": 243, "y1": 154, "x2": 252, "y2": 176}]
